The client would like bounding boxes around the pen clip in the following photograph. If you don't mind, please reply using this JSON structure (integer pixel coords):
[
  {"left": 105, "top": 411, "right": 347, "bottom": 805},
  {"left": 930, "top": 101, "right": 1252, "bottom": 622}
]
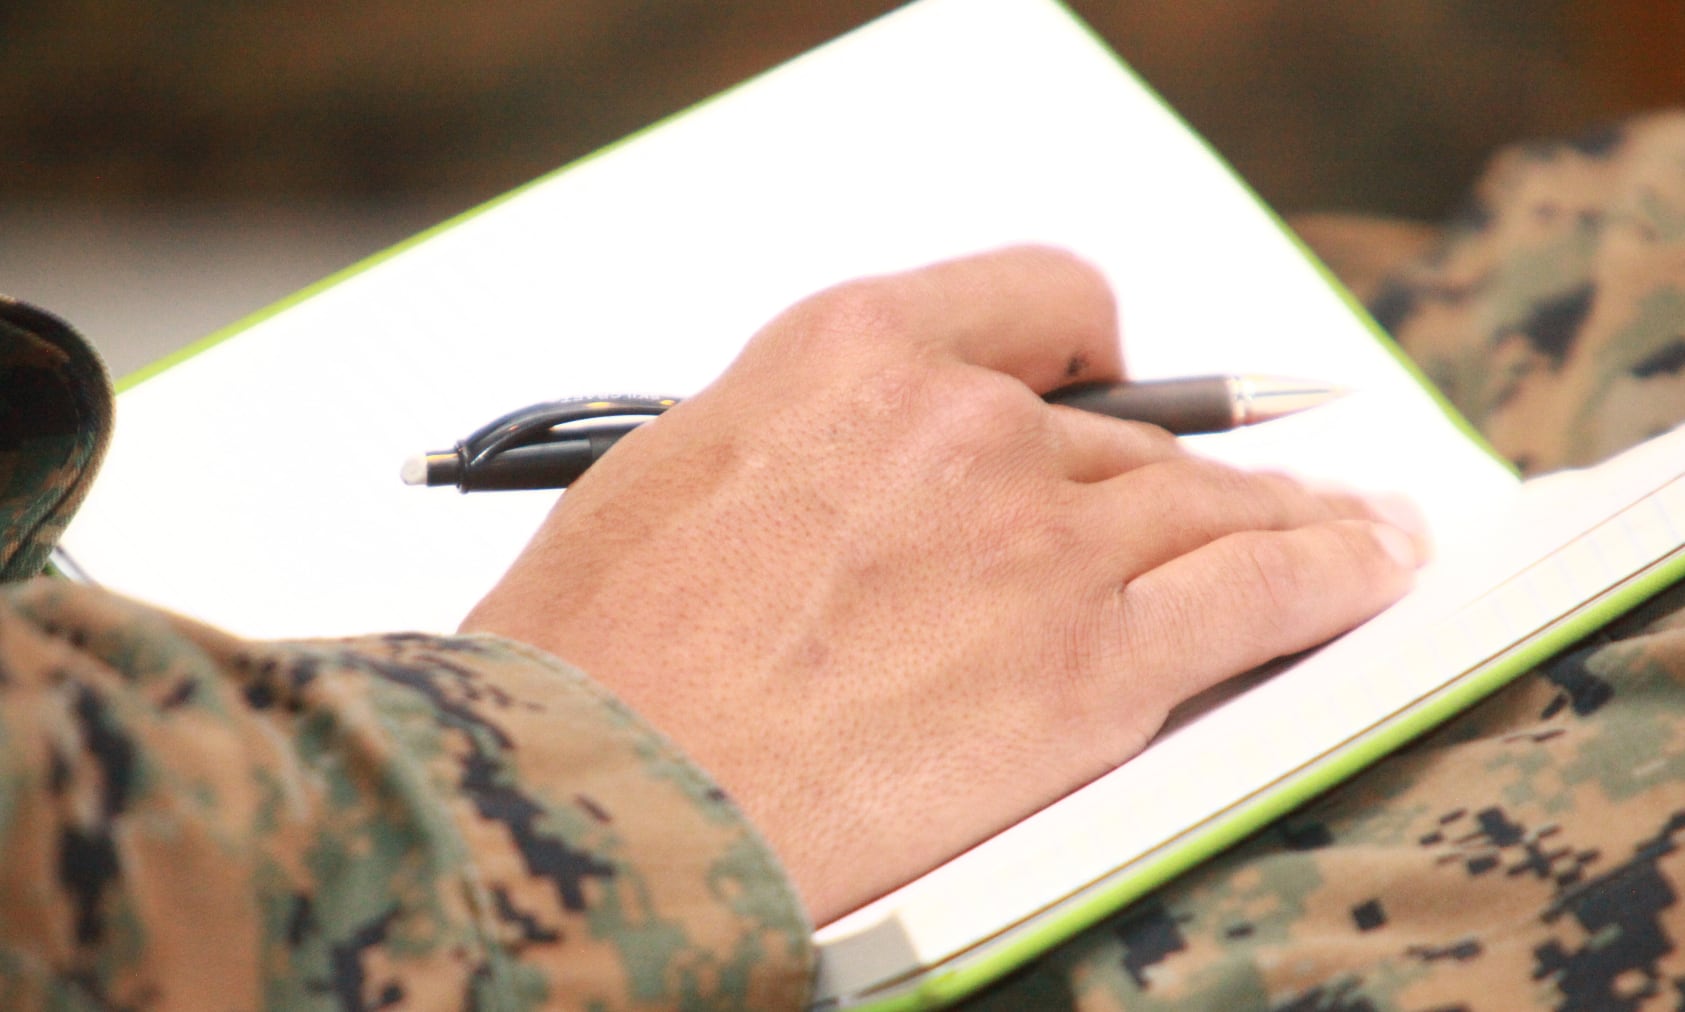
[{"left": 461, "top": 394, "right": 678, "bottom": 467}]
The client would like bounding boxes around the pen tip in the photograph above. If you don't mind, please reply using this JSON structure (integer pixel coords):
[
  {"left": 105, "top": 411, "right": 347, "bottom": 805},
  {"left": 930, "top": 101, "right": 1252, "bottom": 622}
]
[{"left": 1235, "top": 375, "right": 1351, "bottom": 425}]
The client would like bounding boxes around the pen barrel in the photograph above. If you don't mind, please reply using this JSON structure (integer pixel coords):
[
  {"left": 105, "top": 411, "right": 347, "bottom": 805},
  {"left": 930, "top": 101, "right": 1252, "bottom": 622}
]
[{"left": 1046, "top": 377, "right": 1236, "bottom": 434}]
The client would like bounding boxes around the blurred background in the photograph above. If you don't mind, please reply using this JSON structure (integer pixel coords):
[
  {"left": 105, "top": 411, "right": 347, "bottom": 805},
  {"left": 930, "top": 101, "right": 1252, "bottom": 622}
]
[{"left": 3, "top": 0, "right": 1683, "bottom": 376}]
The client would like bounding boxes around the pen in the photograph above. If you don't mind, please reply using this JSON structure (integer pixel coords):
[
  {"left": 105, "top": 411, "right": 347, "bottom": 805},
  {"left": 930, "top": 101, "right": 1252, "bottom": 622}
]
[{"left": 401, "top": 375, "right": 1343, "bottom": 493}]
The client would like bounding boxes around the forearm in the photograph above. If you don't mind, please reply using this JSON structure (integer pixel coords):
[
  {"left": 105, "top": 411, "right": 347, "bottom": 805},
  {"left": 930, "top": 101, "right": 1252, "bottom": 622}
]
[{"left": 0, "top": 578, "right": 811, "bottom": 1010}]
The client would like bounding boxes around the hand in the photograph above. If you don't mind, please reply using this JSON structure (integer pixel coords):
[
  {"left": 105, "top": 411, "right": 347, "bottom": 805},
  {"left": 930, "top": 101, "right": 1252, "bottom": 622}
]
[{"left": 462, "top": 246, "right": 1424, "bottom": 923}]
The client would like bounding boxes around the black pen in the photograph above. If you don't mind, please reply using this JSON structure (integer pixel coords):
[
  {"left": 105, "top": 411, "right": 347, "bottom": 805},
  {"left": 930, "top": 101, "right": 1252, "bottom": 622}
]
[{"left": 401, "top": 375, "right": 1344, "bottom": 493}]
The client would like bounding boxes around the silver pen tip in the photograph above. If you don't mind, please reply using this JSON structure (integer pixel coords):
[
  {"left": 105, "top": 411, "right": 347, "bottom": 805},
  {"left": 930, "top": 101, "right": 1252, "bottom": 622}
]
[{"left": 1234, "top": 376, "right": 1351, "bottom": 425}]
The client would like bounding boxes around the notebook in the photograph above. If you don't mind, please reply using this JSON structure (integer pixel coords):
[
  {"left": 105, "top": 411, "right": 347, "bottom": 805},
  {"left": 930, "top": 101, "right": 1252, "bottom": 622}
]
[{"left": 54, "top": 0, "right": 1685, "bottom": 1007}]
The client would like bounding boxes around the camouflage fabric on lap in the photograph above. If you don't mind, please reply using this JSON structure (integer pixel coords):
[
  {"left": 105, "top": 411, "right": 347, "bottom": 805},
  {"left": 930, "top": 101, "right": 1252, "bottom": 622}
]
[{"left": 967, "top": 113, "right": 1685, "bottom": 1010}]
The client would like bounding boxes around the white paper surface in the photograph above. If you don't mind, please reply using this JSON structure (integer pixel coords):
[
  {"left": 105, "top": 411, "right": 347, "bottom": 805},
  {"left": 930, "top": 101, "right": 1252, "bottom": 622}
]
[{"left": 62, "top": 0, "right": 1504, "bottom": 639}]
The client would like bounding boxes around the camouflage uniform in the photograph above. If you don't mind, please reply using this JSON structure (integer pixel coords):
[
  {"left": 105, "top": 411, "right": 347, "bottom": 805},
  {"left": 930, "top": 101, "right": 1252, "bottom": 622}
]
[{"left": 3, "top": 113, "right": 1685, "bottom": 1011}]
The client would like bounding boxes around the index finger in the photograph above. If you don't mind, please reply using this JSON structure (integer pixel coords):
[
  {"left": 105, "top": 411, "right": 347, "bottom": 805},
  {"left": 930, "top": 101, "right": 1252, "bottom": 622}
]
[{"left": 889, "top": 245, "right": 1125, "bottom": 392}]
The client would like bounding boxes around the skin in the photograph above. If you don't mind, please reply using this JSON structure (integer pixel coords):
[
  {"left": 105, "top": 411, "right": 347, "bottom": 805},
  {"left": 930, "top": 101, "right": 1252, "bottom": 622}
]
[{"left": 463, "top": 245, "right": 1425, "bottom": 924}]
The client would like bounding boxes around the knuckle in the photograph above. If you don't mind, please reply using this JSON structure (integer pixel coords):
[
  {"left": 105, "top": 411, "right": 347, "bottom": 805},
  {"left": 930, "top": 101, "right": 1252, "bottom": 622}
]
[
  {"left": 908, "top": 368, "right": 1046, "bottom": 460},
  {"left": 849, "top": 358, "right": 928, "bottom": 418},
  {"left": 1167, "top": 462, "right": 1315, "bottom": 537},
  {"left": 1093, "top": 579, "right": 1176, "bottom": 690},
  {"left": 1233, "top": 533, "right": 1304, "bottom": 615},
  {"left": 1199, "top": 464, "right": 1298, "bottom": 523},
  {"left": 1076, "top": 578, "right": 1202, "bottom": 737},
  {"left": 788, "top": 278, "right": 914, "bottom": 355},
  {"left": 1125, "top": 459, "right": 1241, "bottom": 538},
  {"left": 1078, "top": 412, "right": 1184, "bottom": 466},
  {"left": 1229, "top": 522, "right": 1389, "bottom": 617},
  {"left": 1131, "top": 419, "right": 1186, "bottom": 458},
  {"left": 1053, "top": 585, "right": 1123, "bottom": 705},
  {"left": 1008, "top": 245, "right": 1116, "bottom": 314},
  {"left": 953, "top": 369, "right": 1044, "bottom": 429}
]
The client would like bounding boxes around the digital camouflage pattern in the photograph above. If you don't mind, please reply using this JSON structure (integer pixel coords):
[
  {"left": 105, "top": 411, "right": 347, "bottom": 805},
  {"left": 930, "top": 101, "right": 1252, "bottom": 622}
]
[
  {"left": 968, "top": 112, "right": 1685, "bottom": 1010},
  {"left": 1375, "top": 110, "right": 1685, "bottom": 475},
  {"left": 0, "top": 309, "right": 809, "bottom": 1006},
  {"left": 3, "top": 112, "right": 1685, "bottom": 1011}
]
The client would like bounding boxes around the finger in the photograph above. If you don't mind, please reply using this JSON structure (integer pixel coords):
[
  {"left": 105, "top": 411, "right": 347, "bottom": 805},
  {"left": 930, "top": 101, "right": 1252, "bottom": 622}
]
[
  {"left": 890, "top": 245, "right": 1125, "bottom": 392},
  {"left": 1113, "top": 518, "right": 1422, "bottom": 704},
  {"left": 1085, "top": 458, "right": 1414, "bottom": 575},
  {"left": 1045, "top": 405, "right": 1185, "bottom": 483}
]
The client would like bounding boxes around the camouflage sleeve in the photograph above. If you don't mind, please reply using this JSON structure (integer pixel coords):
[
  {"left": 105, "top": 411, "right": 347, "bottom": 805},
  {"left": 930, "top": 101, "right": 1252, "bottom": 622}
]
[
  {"left": 962, "top": 113, "right": 1685, "bottom": 1009},
  {"left": 0, "top": 579, "right": 813, "bottom": 1009}
]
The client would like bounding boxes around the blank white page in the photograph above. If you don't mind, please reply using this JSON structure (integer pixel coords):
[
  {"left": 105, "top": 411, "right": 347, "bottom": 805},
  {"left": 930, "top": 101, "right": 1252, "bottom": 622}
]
[{"left": 62, "top": 0, "right": 1506, "bottom": 643}]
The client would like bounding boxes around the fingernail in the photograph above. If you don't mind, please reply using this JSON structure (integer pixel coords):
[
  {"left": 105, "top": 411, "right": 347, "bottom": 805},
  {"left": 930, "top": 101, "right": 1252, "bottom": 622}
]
[
  {"left": 1364, "top": 492, "right": 1428, "bottom": 540},
  {"left": 1373, "top": 521, "right": 1427, "bottom": 569}
]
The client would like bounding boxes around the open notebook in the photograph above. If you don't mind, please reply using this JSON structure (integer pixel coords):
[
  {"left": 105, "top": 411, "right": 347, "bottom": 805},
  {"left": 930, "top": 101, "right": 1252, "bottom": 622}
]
[{"left": 55, "top": 0, "right": 1685, "bottom": 1008}]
